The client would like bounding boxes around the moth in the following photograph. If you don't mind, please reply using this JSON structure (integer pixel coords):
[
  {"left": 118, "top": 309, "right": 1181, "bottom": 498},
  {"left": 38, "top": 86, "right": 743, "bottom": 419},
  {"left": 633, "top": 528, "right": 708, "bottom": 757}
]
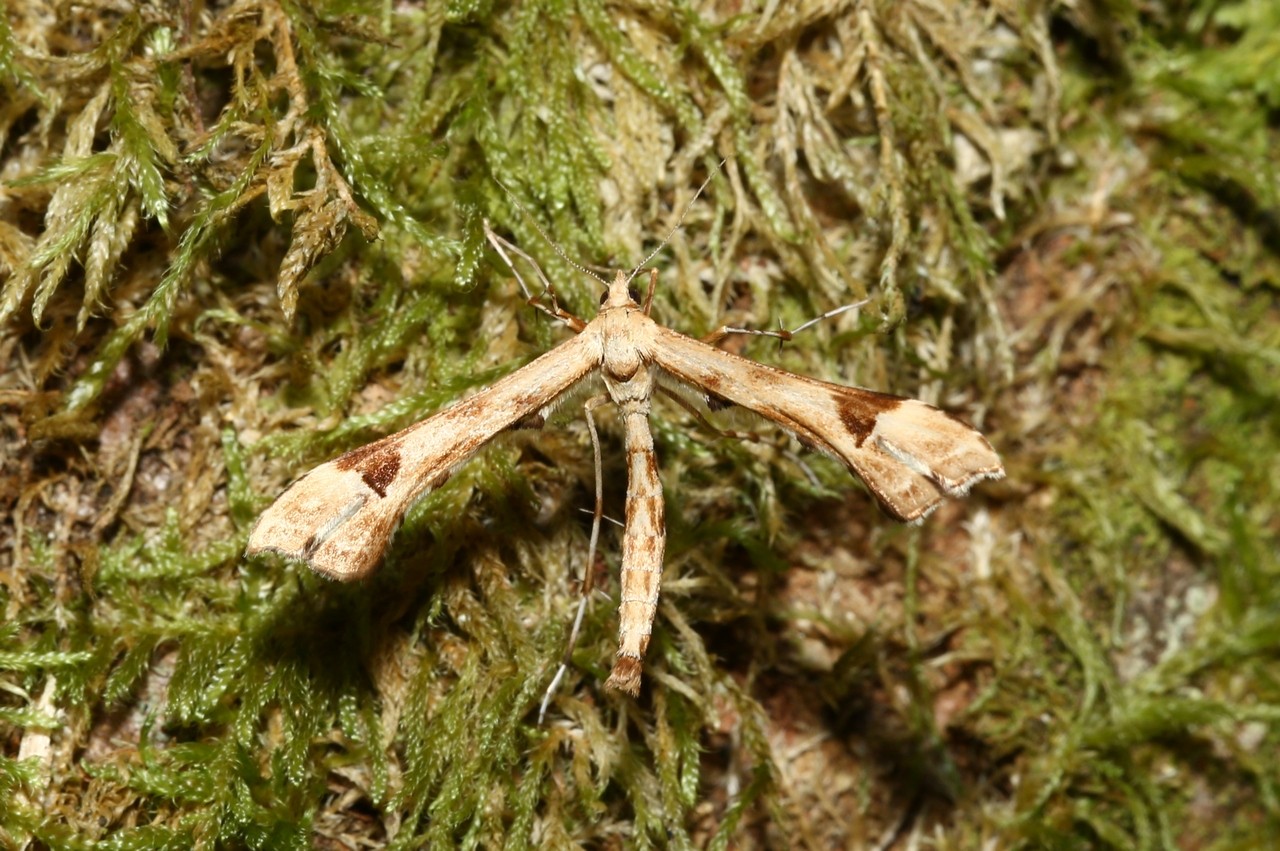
[{"left": 247, "top": 216, "right": 1004, "bottom": 699}]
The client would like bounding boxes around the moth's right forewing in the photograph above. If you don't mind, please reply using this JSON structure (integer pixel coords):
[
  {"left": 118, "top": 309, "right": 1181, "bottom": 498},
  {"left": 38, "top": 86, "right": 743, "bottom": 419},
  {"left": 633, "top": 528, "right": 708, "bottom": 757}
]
[
  {"left": 650, "top": 326, "right": 1003, "bottom": 521},
  {"left": 827, "top": 390, "right": 1004, "bottom": 520},
  {"left": 247, "top": 328, "right": 604, "bottom": 580}
]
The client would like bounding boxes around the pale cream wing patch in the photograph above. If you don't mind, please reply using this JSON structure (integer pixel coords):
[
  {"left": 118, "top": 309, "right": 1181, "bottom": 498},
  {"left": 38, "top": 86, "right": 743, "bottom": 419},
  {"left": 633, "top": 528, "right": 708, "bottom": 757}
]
[
  {"left": 649, "top": 325, "right": 1004, "bottom": 522},
  {"left": 247, "top": 329, "right": 603, "bottom": 580}
]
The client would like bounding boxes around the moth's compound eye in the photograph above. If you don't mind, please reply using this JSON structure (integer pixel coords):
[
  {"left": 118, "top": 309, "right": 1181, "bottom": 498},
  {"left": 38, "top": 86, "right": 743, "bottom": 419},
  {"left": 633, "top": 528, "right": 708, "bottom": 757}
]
[
  {"left": 628, "top": 287, "right": 641, "bottom": 303},
  {"left": 599, "top": 290, "right": 610, "bottom": 305}
]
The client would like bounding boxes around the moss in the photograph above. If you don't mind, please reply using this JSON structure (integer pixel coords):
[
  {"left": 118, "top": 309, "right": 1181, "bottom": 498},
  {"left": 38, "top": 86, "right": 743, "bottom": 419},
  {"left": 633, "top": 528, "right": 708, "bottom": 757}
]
[{"left": 2, "top": 0, "right": 1277, "bottom": 847}]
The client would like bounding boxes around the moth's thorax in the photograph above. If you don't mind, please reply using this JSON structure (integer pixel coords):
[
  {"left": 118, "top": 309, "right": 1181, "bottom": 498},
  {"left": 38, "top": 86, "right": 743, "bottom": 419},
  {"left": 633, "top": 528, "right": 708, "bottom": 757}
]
[
  {"left": 591, "top": 268, "right": 645, "bottom": 389},
  {"left": 596, "top": 291, "right": 656, "bottom": 406}
]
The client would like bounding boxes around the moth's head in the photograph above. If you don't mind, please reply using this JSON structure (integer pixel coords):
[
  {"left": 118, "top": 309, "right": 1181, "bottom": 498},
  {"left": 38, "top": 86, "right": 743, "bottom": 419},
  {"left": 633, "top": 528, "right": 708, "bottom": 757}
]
[{"left": 600, "top": 271, "right": 642, "bottom": 310}]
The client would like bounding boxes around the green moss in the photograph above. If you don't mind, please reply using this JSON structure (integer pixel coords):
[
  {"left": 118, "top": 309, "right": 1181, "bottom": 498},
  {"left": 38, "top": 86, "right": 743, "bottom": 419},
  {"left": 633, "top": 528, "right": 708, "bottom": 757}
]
[{"left": 2, "top": 0, "right": 1278, "bottom": 846}]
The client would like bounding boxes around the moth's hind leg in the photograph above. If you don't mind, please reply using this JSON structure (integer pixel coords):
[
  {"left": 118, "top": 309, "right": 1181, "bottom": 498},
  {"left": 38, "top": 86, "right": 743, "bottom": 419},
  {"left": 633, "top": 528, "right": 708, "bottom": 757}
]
[
  {"left": 538, "top": 394, "right": 610, "bottom": 722},
  {"left": 659, "top": 385, "right": 762, "bottom": 443},
  {"left": 657, "top": 387, "right": 824, "bottom": 489}
]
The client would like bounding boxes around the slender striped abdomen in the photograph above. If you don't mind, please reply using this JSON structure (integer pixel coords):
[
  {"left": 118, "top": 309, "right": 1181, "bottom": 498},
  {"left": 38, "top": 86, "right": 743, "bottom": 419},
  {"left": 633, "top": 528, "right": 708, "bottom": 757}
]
[{"left": 605, "top": 410, "right": 666, "bottom": 696}]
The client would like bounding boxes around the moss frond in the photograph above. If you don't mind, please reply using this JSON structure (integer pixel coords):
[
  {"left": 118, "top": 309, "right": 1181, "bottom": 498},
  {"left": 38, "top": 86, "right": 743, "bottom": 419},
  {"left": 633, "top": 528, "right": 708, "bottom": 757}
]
[{"left": 3, "top": 0, "right": 1278, "bottom": 847}]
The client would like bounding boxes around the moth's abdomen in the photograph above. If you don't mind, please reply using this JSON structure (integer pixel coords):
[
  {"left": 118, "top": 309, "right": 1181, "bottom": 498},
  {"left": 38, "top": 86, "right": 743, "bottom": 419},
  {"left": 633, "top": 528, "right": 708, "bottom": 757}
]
[{"left": 606, "top": 410, "right": 666, "bottom": 696}]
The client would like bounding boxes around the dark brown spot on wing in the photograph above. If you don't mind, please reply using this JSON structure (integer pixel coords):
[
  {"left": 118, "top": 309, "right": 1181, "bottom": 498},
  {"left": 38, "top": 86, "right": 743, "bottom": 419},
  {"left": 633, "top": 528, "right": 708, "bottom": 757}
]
[
  {"left": 335, "top": 438, "right": 395, "bottom": 470},
  {"left": 512, "top": 391, "right": 546, "bottom": 411},
  {"left": 835, "top": 389, "right": 903, "bottom": 447},
  {"left": 512, "top": 413, "right": 546, "bottom": 430},
  {"left": 360, "top": 452, "right": 400, "bottom": 498},
  {"left": 705, "top": 391, "right": 734, "bottom": 412},
  {"left": 335, "top": 440, "right": 403, "bottom": 498},
  {"left": 795, "top": 433, "right": 819, "bottom": 453},
  {"left": 699, "top": 372, "right": 723, "bottom": 391}
]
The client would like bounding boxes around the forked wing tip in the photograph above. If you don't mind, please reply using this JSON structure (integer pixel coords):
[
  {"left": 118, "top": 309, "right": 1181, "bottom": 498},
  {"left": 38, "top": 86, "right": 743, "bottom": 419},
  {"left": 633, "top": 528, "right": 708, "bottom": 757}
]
[
  {"left": 879, "top": 464, "right": 1004, "bottom": 524},
  {"left": 938, "top": 464, "right": 1006, "bottom": 497}
]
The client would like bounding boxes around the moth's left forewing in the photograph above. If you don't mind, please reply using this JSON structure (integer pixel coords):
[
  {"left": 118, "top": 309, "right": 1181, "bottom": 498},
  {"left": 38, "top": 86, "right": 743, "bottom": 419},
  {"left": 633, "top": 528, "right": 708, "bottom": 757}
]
[
  {"left": 650, "top": 325, "right": 1003, "bottom": 521},
  {"left": 246, "top": 454, "right": 410, "bottom": 579},
  {"left": 247, "top": 328, "right": 605, "bottom": 580}
]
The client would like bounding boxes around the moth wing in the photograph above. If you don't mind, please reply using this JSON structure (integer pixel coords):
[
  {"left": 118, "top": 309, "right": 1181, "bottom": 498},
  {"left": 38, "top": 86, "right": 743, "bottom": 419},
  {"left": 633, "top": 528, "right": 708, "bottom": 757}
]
[
  {"left": 650, "top": 325, "right": 1003, "bottom": 521},
  {"left": 247, "top": 329, "right": 603, "bottom": 579}
]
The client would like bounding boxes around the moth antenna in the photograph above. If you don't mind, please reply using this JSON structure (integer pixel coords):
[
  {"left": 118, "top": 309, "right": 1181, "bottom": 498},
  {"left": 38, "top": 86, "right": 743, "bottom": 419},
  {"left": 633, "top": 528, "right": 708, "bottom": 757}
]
[
  {"left": 625, "top": 159, "right": 725, "bottom": 286},
  {"left": 495, "top": 177, "right": 609, "bottom": 287}
]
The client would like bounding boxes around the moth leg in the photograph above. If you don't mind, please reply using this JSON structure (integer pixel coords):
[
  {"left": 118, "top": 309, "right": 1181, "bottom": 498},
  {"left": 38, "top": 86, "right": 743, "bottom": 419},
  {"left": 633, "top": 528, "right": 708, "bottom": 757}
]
[
  {"left": 658, "top": 386, "right": 763, "bottom": 445},
  {"left": 483, "top": 219, "right": 587, "bottom": 333},
  {"left": 539, "top": 394, "right": 610, "bottom": 722},
  {"left": 658, "top": 387, "right": 823, "bottom": 487},
  {"left": 700, "top": 299, "right": 870, "bottom": 348}
]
